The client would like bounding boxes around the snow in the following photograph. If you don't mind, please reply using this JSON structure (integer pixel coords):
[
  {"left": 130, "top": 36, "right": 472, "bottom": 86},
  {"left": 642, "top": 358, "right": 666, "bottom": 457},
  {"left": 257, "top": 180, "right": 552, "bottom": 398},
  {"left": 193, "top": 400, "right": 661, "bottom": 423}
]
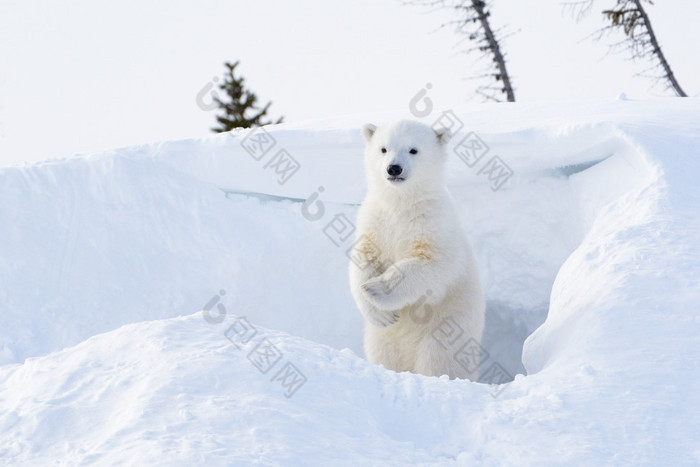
[{"left": 1, "top": 98, "right": 699, "bottom": 465}]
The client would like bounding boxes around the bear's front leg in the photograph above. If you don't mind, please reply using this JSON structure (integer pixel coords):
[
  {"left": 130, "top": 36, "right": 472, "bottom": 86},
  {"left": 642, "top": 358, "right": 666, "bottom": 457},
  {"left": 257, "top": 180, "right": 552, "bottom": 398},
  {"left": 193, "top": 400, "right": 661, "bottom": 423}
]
[
  {"left": 349, "top": 238, "right": 401, "bottom": 327},
  {"left": 353, "top": 277, "right": 401, "bottom": 327},
  {"left": 362, "top": 257, "right": 451, "bottom": 311},
  {"left": 356, "top": 293, "right": 400, "bottom": 327}
]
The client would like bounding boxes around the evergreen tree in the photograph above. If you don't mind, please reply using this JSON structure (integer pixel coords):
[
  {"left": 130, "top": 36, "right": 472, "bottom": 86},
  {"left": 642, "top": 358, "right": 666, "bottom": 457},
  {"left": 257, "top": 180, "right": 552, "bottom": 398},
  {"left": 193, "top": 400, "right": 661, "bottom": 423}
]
[
  {"left": 570, "top": 0, "right": 687, "bottom": 97},
  {"left": 406, "top": 0, "right": 516, "bottom": 102},
  {"left": 211, "top": 61, "right": 283, "bottom": 132},
  {"left": 460, "top": 0, "right": 515, "bottom": 102}
]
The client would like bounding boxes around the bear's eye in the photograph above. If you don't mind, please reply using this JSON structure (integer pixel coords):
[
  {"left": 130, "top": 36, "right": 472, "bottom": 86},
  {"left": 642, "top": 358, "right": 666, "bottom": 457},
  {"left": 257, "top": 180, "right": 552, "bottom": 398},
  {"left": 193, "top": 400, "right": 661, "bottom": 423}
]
[
  {"left": 409, "top": 148, "right": 418, "bottom": 155},
  {"left": 381, "top": 147, "right": 387, "bottom": 154}
]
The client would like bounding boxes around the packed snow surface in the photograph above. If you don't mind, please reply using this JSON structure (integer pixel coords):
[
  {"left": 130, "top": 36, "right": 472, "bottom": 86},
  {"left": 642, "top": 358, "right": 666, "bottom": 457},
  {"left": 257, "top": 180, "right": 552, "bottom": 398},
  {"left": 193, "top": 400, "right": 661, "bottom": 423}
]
[{"left": 1, "top": 99, "right": 699, "bottom": 465}]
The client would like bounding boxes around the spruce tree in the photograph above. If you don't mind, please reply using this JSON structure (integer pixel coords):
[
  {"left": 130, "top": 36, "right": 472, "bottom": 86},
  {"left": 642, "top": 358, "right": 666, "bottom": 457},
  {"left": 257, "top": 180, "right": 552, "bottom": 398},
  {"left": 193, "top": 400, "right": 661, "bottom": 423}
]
[
  {"left": 405, "top": 0, "right": 516, "bottom": 102},
  {"left": 602, "top": 0, "right": 687, "bottom": 96},
  {"left": 570, "top": 0, "right": 687, "bottom": 97},
  {"left": 211, "top": 61, "right": 283, "bottom": 132}
]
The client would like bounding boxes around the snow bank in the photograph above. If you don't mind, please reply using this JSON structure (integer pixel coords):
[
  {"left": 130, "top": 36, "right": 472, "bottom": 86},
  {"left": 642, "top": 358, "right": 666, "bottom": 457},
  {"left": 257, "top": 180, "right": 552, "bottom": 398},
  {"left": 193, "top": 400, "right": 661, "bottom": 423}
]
[{"left": 1, "top": 98, "right": 699, "bottom": 464}]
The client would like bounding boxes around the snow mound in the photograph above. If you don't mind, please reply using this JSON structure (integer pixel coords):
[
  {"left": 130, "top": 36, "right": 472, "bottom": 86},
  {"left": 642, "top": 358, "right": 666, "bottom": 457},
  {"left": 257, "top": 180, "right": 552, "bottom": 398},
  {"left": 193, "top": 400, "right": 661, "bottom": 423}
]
[{"left": 1, "top": 98, "right": 699, "bottom": 464}]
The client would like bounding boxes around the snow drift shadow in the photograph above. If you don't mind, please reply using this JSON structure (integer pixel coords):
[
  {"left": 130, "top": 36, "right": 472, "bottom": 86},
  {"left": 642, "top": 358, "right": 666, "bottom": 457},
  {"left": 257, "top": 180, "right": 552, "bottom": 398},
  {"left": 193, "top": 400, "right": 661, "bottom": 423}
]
[
  {"left": 480, "top": 300, "right": 548, "bottom": 382},
  {"left": 456, "top": 125, "right": 647, "bottom": 383}
]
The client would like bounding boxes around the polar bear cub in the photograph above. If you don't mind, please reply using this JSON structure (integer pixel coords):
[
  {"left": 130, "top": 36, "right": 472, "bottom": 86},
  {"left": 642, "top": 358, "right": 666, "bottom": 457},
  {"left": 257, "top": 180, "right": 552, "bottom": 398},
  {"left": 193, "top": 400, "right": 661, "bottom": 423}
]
[{"left": 348, "top": 120, "right": 485, "bottom": 380}]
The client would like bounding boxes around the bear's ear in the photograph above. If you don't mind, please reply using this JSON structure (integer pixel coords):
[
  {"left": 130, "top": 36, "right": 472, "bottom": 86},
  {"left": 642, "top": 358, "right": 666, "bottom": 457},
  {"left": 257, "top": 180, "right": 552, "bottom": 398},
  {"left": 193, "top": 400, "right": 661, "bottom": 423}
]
[
  {"left": 434, "top": 127, "right": 451, "bottom": 145},
  {"left": 361, "top": 124, "right": 376, "bottom": 143}
]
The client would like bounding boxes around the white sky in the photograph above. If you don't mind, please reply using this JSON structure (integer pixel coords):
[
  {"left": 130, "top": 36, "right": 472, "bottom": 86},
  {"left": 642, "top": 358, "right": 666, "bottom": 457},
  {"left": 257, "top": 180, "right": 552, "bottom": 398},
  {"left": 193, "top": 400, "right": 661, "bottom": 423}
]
[{"left": 1, "top": 0, "right": 698, "bottom": 167}]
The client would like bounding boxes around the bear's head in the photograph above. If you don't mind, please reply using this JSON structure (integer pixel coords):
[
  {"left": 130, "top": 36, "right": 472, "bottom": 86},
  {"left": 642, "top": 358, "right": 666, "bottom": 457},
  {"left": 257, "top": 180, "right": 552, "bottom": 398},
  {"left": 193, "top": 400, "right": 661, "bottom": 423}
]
[{"left": 361, "top": 120, "right": 449, "bottom": 195}]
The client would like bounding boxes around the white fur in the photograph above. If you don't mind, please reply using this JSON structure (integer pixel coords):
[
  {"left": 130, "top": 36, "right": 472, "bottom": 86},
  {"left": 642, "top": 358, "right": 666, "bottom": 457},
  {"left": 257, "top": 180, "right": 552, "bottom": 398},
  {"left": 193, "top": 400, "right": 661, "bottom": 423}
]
[{"left": 349, "top": 120, "right": 485, "bottom": 380}]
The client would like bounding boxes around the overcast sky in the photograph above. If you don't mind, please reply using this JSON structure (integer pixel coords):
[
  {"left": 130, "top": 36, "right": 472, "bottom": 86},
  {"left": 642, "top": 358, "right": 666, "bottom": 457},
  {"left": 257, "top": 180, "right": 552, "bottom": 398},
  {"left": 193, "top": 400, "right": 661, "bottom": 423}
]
[{"left": 1, "top": 0, "right": 698, "bottom": 167}]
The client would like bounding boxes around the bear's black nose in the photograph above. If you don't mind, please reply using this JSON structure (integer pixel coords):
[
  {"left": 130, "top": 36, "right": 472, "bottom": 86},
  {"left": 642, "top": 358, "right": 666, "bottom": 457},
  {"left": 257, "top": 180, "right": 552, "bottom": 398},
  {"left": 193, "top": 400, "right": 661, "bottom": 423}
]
[{"left": 387, "top": 165, "right": 403, "bottom": 176}]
